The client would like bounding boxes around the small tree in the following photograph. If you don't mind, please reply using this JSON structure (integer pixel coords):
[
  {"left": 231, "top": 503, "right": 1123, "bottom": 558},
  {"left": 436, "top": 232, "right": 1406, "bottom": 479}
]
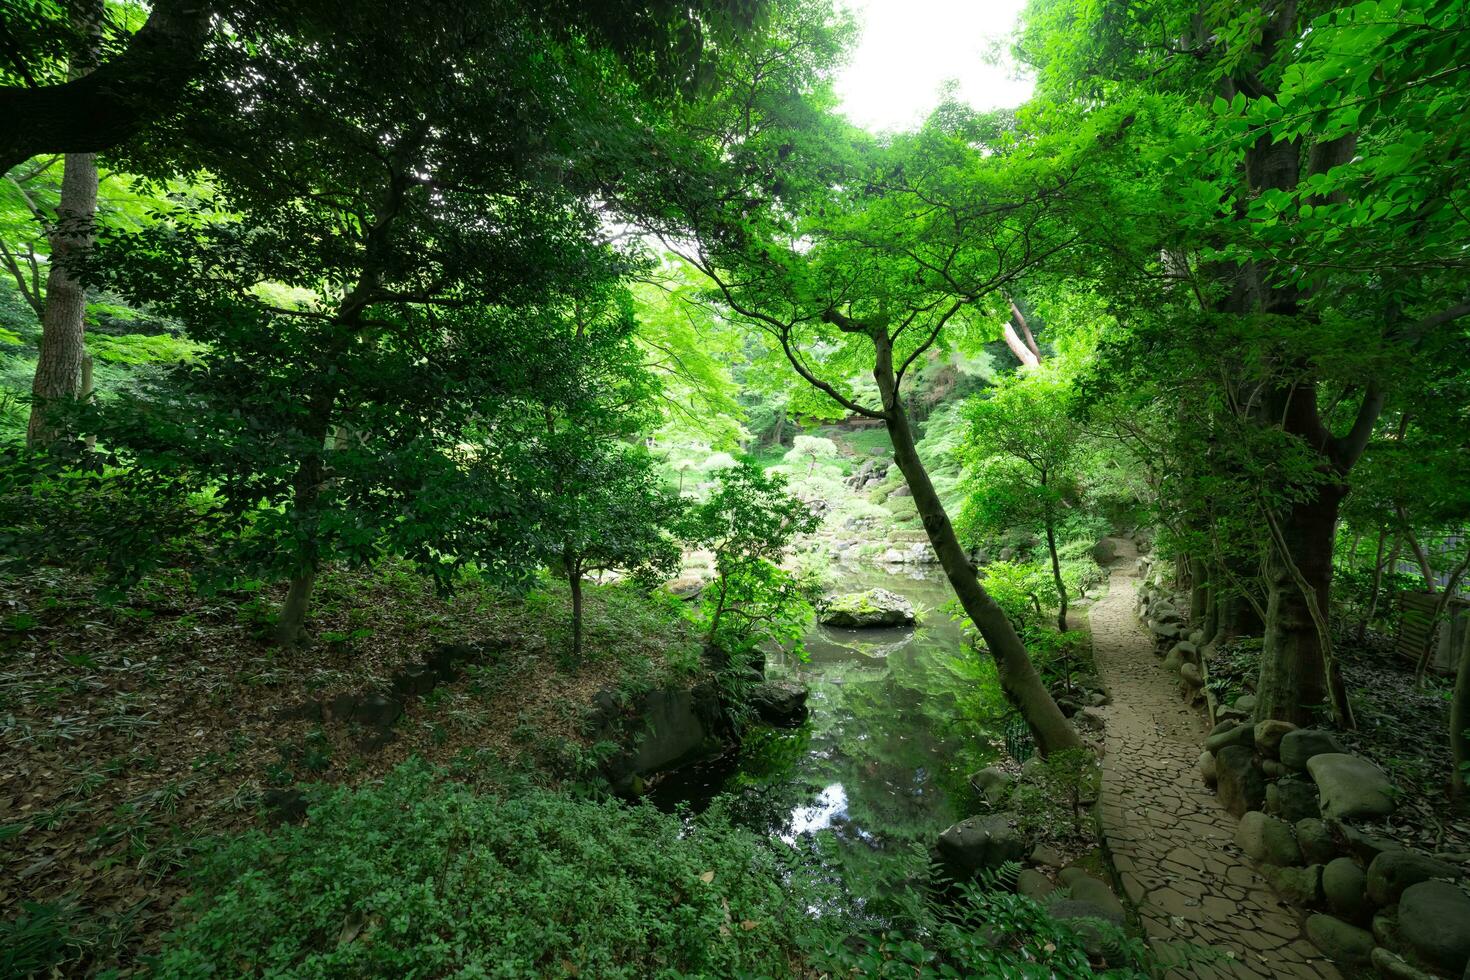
[
  {"left": 517, "top": 288, "right": 684, "bottom": 661},
  {"left": 959, "top": 371, "right": 1086, "bottom": 633},
  {"left": 784, "top": 435, "right": 837, "bottom": 476},
  {"left": 527, "top": 436, "right": 683, "bottom": 660},
  {"left": 683, "top": 462, "right": 820, "bottom": 662}
]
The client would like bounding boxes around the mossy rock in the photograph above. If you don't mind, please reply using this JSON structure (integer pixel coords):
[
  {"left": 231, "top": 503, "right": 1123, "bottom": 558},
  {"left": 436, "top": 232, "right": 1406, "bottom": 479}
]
[{"left": 817, "top": 588, "right": 915, "bottom": 628}]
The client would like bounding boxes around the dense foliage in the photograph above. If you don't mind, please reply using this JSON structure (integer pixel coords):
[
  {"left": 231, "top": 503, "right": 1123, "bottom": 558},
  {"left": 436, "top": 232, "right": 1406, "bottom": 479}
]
[{"left": 3, "top": 0, "right": 1468, "bottom": 974}]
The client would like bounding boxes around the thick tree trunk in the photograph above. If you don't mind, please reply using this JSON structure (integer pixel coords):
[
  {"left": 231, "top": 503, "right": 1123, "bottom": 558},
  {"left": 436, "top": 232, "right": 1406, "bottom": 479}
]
[
  {"left": 1256, "top": 486, "right": 1350, "bottom": 725},
  {"left": 874, "top": 337, "right": 1080, "bottom": 755},
  {"left": 0, "top": 0, "right": 211, "bottom": 174},
  {"left": 1045, "top": 512, "right": 1068, "bottom": 633},
  {"left": 26, "top": 150, "right": 97, "bottom": 449},
  {"left": 1189, "top": 556, "right": 1210, "bottom": 624}
]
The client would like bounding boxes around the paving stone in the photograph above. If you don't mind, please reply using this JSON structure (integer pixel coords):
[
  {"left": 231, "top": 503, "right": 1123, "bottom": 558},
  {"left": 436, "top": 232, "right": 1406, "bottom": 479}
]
[{"left": 1088, "top": 546, "right": 1337, "bottom": 979}]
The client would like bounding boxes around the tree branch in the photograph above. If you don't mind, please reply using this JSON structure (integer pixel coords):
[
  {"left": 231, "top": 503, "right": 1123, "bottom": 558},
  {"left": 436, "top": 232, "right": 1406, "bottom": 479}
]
[{"left": 0, "top": 0, "right": 212, "bottom": 174}]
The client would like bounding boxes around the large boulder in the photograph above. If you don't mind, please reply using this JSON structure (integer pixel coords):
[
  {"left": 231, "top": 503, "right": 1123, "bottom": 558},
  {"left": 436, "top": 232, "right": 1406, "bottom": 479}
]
[
  {"left": 623, "top": 686, "right": 727, "bottom": 778},
  {"left": 1322, "top": 857, "right": 1369, "bottom": 922},
  {"left": 1307, "top": 753, "right": 1396, "bottom": 821},
  {"left": 748, "top": 680, "right": 809, "bottom": 726},
  {"left": 1205, "top": 721, "right": 1255, "bottom": 754},
  {"left": 1254, "top": 720, "right": 1297, "bottom": 759},
  {"left": 969, "top": 766, "right": 1015, "bottom": 807},
  {"left": 1180, "top": 662, "right": 1204, "bottom": 688},
  {"left": 1266, "top": 778, "right": 1321, "bottom": 823},
  {"left": 1268, "top": 863, "right": 1324, "bottom": 906},
  {"left": 1280, "top": 729, "right": 1346, "bottom": 770},
  {"left": 937, "top": 813, "right": 1025, "bottom": 881},
  {"left": 1398, "top": 880, "right": 1470, "bottom": 975},
  {"left": 1016, "top": 868, "right": 1055, "bottom": 901},
  {"left": 1236, "top": 810, "right": 1302, "bottom": 867},
  {"left": 1092, "top": 539, "right": 1118, "bottom": 565},
  {"left": 818, "top": 588, "right": 915, "bottom": 628},
  {"left": 1215, "top": 745, "right": 1266, "bottom": 817},
  {"left": 1199, "top": 750, "right": 1218, "bottom": 788},
  {"left": 1047, "top": 898, "right": 1126, "bottom": 959},
  {"left": 1370, "top": 947, "right": 1438, "bottom": 980},
  {"left": 1366, "top": 850, "right": 1461, "bottom": 907},
  {"left": 1059, "top": 867, "right": 1126, "bottom": 919},
  {"left": 1305, "top": 913, "right": 1375, "bottom": 967},
  {"left": 1297, "top": 818, "right": 1339, "bottom": 865}
]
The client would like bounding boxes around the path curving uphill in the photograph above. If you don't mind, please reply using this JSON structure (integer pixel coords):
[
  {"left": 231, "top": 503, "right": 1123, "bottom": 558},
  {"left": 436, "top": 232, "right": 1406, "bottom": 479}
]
[{"left": 1087, "top": 537, "right": 1341, "bottom": 979}]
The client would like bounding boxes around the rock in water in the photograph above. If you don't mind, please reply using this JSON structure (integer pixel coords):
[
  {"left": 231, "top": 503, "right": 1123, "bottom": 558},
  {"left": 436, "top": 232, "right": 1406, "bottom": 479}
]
[
  {"left": 748, "top": 680, "right": 809, "bottom": 726},
  {"left": 1306, "top": 753, "right": 1395, "bottom": 821},
  {"left": 937, "top": 813, "right": 1024, "bottom": 881},
  {"left": 817, "top": 588, "right": 915, "bottom": 628}
]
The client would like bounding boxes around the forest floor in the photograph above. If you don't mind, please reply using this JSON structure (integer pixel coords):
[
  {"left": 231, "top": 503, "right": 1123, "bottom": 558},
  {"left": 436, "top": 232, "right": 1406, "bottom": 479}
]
[
  {"left": 1089, "top": 538, "right": 1344, "bottom": 980},
  {"left": 0, "top": 565, "right": 701, "bottom": 974}
]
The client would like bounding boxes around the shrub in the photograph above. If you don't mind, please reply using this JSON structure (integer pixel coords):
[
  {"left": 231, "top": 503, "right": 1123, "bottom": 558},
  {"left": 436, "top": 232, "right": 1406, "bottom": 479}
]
[
  {"left": 157, "top": 761, "right": 821, "bottom": 978},
  {"left": 812, "top": 872, "right": 1149, "bottom": 979}
]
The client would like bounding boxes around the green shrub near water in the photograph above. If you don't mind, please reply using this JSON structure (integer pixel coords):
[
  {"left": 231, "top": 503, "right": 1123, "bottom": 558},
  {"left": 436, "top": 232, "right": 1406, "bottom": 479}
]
[
  {"left": 156, "top": 761, "right": 821, "bottom": 978},
  {"left": 156, "top": 759, "right": 1152, "bottom": 979}
]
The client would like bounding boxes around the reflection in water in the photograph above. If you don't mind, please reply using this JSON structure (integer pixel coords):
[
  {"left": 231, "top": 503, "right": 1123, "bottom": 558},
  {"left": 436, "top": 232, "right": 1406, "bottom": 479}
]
[
  {"left": 655, "top": 562, "right": 1010, "bottom": 873},
  {"left": 786, "top": 782, "right": 849, "bottom": 841}
]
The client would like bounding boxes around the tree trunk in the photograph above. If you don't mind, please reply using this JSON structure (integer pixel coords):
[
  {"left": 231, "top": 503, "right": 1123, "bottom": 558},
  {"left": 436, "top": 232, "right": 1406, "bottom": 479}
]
[
  {"left": 874, "top": 335, "right": 1080, "bottom": 755},
  {"left": 568, "top": 563, "right": 584, "bottom": 660},
  {"left": 1256, "top": 485, "right": 1350, "bottom": 725},
  {"left": 1189, "top": 555, "right": 1210, "bottom": 625},
  {"left": 273, "top": 385, "right": 338, "bottom": 644},
  {"left": 1045, "top": 511, "right": 1068, "bottom": 633},
  {"left": 26, "top": 1, "right": 103, "bottom": 449},
  {"left": 1202, "top": 565, "right": 1221, "bottom": 640},
  {"left": 1360, "top": 528, "right": 1391, "bottom": 640},
  {"left": 1400, "top": 512, "right": 1436, "bottom": 592},
  {"left": 1452, "top": 632, "right": 1470, "bottom": 806},
  {"left": 26, "top": 150, "right": 97, "bottom": 449}
]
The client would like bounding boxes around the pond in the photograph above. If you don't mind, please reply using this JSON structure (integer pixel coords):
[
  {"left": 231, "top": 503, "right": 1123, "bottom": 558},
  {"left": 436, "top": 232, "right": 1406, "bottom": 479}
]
[{"left": 651, "top": 561, "right": 1011, "bottom": 881}]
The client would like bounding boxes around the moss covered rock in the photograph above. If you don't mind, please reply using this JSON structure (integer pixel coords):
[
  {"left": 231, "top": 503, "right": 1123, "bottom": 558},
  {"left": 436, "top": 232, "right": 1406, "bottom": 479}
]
[{"left": 817, "top": 588, "right": 915, "bottom": 628}]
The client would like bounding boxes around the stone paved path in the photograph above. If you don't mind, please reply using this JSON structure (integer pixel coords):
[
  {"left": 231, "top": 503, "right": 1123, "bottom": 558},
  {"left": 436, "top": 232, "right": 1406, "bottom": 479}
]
[{"left": 1088, "top": 538, "right": 1341, "bottom": 979}]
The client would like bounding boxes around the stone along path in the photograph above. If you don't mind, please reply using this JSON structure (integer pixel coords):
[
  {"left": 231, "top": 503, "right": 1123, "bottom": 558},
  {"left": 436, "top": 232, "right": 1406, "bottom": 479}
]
[{"left": 1087, "top": 539, "right": 1341, "bottom": 979}]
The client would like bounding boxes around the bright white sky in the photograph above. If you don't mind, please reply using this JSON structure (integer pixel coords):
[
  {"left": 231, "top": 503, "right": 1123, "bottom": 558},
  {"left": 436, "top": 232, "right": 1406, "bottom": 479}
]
[{"left": 833, "top": 0, "right": 1034, "bottom": 133}]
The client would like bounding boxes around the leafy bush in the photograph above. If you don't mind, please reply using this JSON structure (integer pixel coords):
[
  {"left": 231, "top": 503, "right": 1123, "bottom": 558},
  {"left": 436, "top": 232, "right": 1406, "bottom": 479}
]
[
  {"left": 157, "top": 761, "right": 821, "bottom": 978},
  {"left": 812, "top": 872, "right": 1149, "bottom": 979},
  {"left": 1010, "top": 749, "right": 1102, "bottom": 844}
]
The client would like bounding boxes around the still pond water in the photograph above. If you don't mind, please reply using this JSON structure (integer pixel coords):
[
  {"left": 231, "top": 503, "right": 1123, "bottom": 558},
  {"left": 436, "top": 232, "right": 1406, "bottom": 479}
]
[{"left": 652, "top": 562, "right": 1010, "bottom": 872}]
